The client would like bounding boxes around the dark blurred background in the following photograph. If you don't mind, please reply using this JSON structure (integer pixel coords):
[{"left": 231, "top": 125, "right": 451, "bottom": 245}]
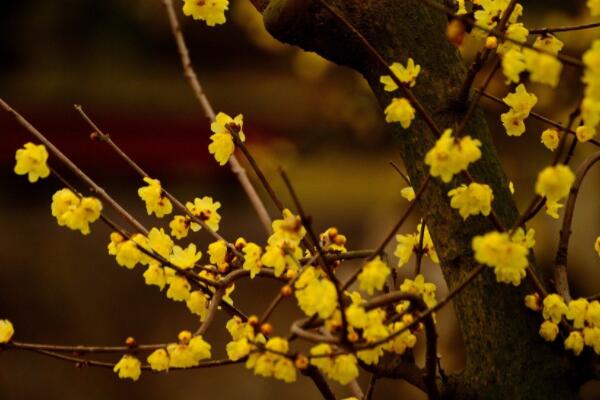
[{"left": 0, "top": 0, "right": 599, "bottom": 398}]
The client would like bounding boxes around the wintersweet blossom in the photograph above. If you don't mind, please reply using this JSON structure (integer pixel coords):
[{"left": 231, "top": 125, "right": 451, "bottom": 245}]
[
  {"left": 186, "top": 196, "right": 222, "bottom": 232},
  {"left": 424, "top": 129, "right": 482, "bottom": 182},
  {"left": 208, "top": 112, "right": 244, "bottom": 165},
  {"left": 541, "top": 129, "right": 559, "bottom": 151},
  {"left": 472, "top": 231, "right": 529, "bottom": 286},
  {"left": 535, "top": 165, "right": 575, "bottom": 204},
  {"left": 113, "top": 355, "right": 142, "bottom": 381},
  {"left": 384, "top": 98, "right": 415, "bottom": 128},
  {"left": 147, "top": 349, "right": 170, "bottom": 372},
  {"left": 138, "top": 177, "right": 172, "bottom": 217},
  {"left": 51, "top": 189, "right": 102, "bottom": 235},
  {"left": 0, "top": 319, "right": 14, "bottom": 343},
  {"left": 542, "top": 294, "right": 568, "bottom": 323},
  {"left": 357, "top": 256, "right": 391, "bottom": 295},
  {"left": 182, "top": 0, "right": 229, "bottom": 26},
  {"left": 14, "top": 142, "right": 50, "bottom": 183},
  {"left": 565, "top": 331, "right": 584, "bottom": 355},
  {"left": 447, "top": 182, "right": 494, "bottom": 219},
  {"left": 539, "top": 321, "right": 559, "bottom": 342},
  {"left": 380, "top": 58, "right": 421, "bottom": 90}
]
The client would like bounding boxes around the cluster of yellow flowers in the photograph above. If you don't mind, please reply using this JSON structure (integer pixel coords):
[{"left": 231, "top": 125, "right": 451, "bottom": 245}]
[
  {"left": 182, "top": 0, "right": 229, "bottom": 26},
  {"left": 472, "top": 0, "right": 523, "bottom": 39},
  {"left": 138, "top": 177, "right": 172, "bottom": 217},
  {"left": 394, "top": 223, "right": 439, "bottom": 268},
  {"left": 425, "top": 129, "right": 482, "bottom": 182},
  {"left": 167, "top": 196, "right": 222, "bottom": 239},
  {"left": 51, "top": 188, "right": 102, "bottom": 235},
  {"left": 527, "top": 294, "right": 600, "bottom": 356},
  {"left": 295, "top": 266, "right": 338, "bottom": 318},
  {"left": 580, "top": 40, "right": 600, "bottom": 143},
  {"left": 448, "top": 182, "right": 494, "bottom": 220},
  {"left": 14, "top": 142, "right": 50, "bottom": 183},
  {"left": 208, "top": 112, "right": 245, "bottom": 165},
  {"left": 472, "top": 229, "right": 534, "bottom": 285},
  {"left": 261, "top": 209, "right": 306, "bottom": 277},
  {"left": 500, "top": 84, "right": 537, "bottom": 137},
  {"left": 14, "top": 142, "right": 103, "bottom": 235},
  {"left": 534, "top": 164, "right": 575, "bottom": 219},
  {"left": 380, "top": 58, "right": 421, "bottom": 128},
  {"left": 310, "top": 344, "right": 359, "bottom": 385}
]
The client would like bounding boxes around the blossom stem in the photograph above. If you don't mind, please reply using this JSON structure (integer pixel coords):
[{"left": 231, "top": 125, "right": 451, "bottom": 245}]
[{"left": 529, "top": 22, "right": 600, "bottom": 34}]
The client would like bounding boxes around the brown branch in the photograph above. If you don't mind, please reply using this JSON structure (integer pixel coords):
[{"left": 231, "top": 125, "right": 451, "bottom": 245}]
[
  {"left": 389, "top": 161, "right": 412, "bottom": 185},
  {"left": 75, "top": 104, "right": 243, "bottom": 258},
  {"left": 0, "top": 97, "right": 148, "bottom": 235},
  {"left": 161, "top": 0, "right": 273, "bottom": 235},
  {"left": 365, "top": 374, "right": 378, "bottom": 400},
  {"left": 554, "top": 151, "right": 600, "bottom": 301}
]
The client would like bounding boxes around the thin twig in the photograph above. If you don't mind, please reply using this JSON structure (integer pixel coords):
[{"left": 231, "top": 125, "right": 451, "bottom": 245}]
[
  {"left": 529, "top": 22, "right": 600, "bottom": 34},
  {"left": 554, "top": 151, "right": 600, "bottom": 301},
  {"left": 161, "top": 0, "right": 273, "bottom": 235},
  {"left": 75, "top": 104, "right": 243, "bottom": 258}
]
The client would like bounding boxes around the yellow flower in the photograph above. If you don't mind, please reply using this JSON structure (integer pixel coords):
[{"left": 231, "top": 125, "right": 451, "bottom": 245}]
[
  {"left": 472, "top": 231, "right": 529, "bottom": 286},
  {"left": 208, "top": 112, "right": 244, "bottom": 165},
  {"left": 533, "top": 34, "right": 564, "bottom": 55},
  {"left": 115, "top": 239, "right": 144, "bottom": 269},
  {"left": 186, "top": 196, "right": 222, "bottom": 232},
  {"left": 329, "top": 354, "right": 359, "bottom": 385},
  {"left": 208, "top": 240, "right": 228, "bottom": 266},
  {"left": 535, "top": 165, "right": 575, "bottom": 204},
  {"left": 186, "top": 291, "right": 209, "bottom": 320},
  {"left": 189, "top": 336, "right": 212, "bottom": 361},
  {"left": 542, "top": 294, "right": 568, "bottom": 323},
  {"left": 166, "top": 276, "right": 191, "bottom": 301},
  {"left": 138, "top": 177, "right": 172, "bottom": 218},
  {"left": 309, "top": 343, "right": 334, "bottom": 373},
  {"left": 524, "top": 293, "right": 541, "bottom": 311},
  {"left": 503, "top": 84, "right": 537, "bottom": 117},
  {"left": 595, "top": 236, "right": 600, "bottom": 257},
  {"left": 384, "top": 98, "right": 415, "bottom": 128},
  {"left": 545, "top": 200, "right": 563, "bottom": 219},
  {"left": 147, "top": 348, "right": 170, "bottom": 371},
  {"left": 497, "top": 23, "right": 529, "bottom": 55},
  {"left": 148, "top": 228, "right": 174, "bottom": 259},
  {"left": 511, "top": 228, "right": 536, "bottom": 249},
  {"left": 295, "top": 267, "right": 338, "bottom": 318},
  {"left": 567, "top": 298, "right": 589, "bottom": 329},
  {"left": 564, "top": 331, "right": 584, "bottom": 355},
  {"left": 586, "top": 301, "right": 600, "bottom": 326},
  {"left": 501, "top": 109, "right": 526, "bottom": 136},
  {"left": 143, "top": 264, "right": 167, "bottom": 290},
  {"left": 0, "top": 319, "right": 15, "bottom": 343},
  {"left": 501, "top": 48, "right": 526, "bottom": 83},
  {"left": 345, "top": 304, "right": 369, "bottom": 329},
  {"left": 448, "top": 183, "right": 494, "bottom": 219},
  {"left": 539, "top": 321, "right": 559, "bottom": 342},
  {"left": 400, "top": 186, "right": 416, "bottom": 201},
  {"left": 380, "top": 58, "right": 421, "bottom": 90},
  {"left": 113, "top": 355, "right": 142, "bottom": 381},
  {"left": 182, "top": 0, "right": 229, "bottom": 26},
  {"left": 319, "top": 228, "right": 347, "bottom": 253},
  {"left": 170, "top": 243, "right": 202, "bottom": 270},
  {"left": 399, "top": 274, "right": 438, "bottom": 308},
  {"left": 357, "top": 256, "right": 390, "bottom": 295},
  {"left": 584, "top": 327, "right": 600, "bottom": 354},
  {"left": 14, "top": 142, "right": 50, "bottom": 183},
  {"left": 425, "top": 129, "right": 481, "bottom": 182},
  {"left": 387, "top": 321, "right": 417, "bottom": 354},
  {"left": 169, "top": 215, "right": 190, "bottom": 239},
  {"left": 576, "top": 125, "right": 597, "bottom": 142},
  {"left": 588, "top": 0, "right": 600, "bottom": 16},
  {"left": 394, "top": 233, "right": 416, "bottom": 267},
  {"left": 261, "top": 242, "right": 302, "bottom": 277},
  {"left": 523, "top": 49, "right": 562, "bottom": 88},
  {"left": 270, "top": 209, "right": 306, "bottom": 245},
  {"left": 226, "top": 338, "right": 251, "bottom": 361},
  {"left": 51, "top": 189, "right": 103, "bottom": 235},
  {"left": 247, "top": 337, "right": 296, "bottom": 383},
  {"left": 541, "top": 129, "right": 560, "bottom": 151},
  {"left": 242, "top": 242, "right": 262, "bottom": 278}
]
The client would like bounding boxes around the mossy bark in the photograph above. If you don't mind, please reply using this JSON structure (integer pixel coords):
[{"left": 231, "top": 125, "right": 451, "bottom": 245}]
[{"left": 251, "top": 0, "right": 587, "bottom": 398}]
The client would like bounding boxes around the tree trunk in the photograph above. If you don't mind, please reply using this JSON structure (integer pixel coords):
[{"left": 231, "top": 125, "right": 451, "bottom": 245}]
[{"left": 252, "top": 0, "right": 586, "bottom": 398}]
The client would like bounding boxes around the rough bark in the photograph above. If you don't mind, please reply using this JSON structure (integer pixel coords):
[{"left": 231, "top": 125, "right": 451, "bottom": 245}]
[{"left": 251, "top": 0, "right": 587, "bottom": 398}]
